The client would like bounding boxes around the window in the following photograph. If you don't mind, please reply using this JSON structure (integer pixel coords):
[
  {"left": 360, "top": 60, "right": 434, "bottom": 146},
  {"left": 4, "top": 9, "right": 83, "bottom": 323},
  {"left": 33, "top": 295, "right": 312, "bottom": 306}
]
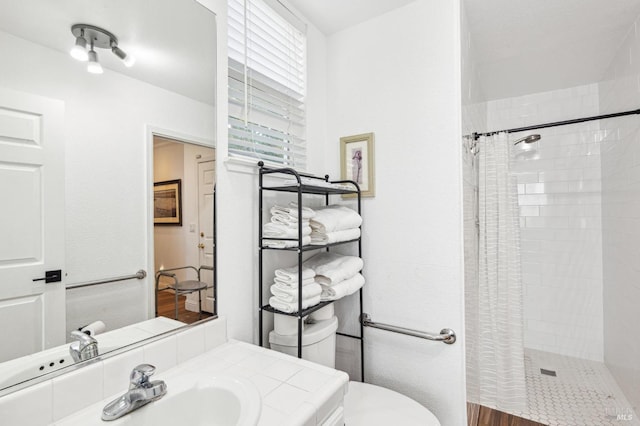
[{"left": 227, "top": 0, "right": 307, "bottom": 169}]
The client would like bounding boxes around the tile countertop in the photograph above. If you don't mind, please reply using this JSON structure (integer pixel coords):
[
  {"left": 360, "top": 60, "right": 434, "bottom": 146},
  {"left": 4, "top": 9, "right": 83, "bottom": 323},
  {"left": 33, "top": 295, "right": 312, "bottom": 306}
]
[{"left": 54, "top": 340, "right": 349, "bottom": 426}]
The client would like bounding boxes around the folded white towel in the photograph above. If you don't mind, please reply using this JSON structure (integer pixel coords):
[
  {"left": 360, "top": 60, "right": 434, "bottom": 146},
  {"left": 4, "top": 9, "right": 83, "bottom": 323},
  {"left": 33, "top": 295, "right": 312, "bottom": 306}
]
[
  {"left": 269, "top": 295, "right": 321, "bottom": 313},
  {"left": 310, "top": 205, "right": 362, "bottom": 233},
  {"left": 270, "top": 282, "right": 322, "bottom": 302},
  {"left": 274, "top": 276, "right": 316, "bottom": 288},
  {"left": 263, "top": 236, "right": 311, "bottom": 248},
  {"left": 320, "top": 273, "right": 365, "bottom": 301},
  {"left": 274, "top": 266, "right": 316, "bottom": 283},
  {"left": 264, "top": 222, "right": 312, "bottom": 238},
  {"left": 270, "top": 216, "right": 310, "bottom": 227},
  {"left": 270, "top": 203, "right": 316, "bottom": 220},
  {"left": 303, "top": 252, "right": 364, "bottom": 285},
  {"left": 310, "top": 228, "right": 361, "bottom": 245}
]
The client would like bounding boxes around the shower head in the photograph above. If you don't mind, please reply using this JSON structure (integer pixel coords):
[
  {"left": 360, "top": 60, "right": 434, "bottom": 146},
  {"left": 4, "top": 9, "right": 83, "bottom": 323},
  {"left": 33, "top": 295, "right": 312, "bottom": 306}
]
[{"left": 513, "top": 134, "right": 541, "bottom": 145}]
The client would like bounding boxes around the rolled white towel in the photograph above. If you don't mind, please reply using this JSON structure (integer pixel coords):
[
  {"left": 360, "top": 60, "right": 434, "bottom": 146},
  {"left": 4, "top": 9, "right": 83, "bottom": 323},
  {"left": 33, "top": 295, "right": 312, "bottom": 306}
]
[
  {"left": 269, "top": 295, "right": 321, "bottom": 313},
  {"left": 270, "top": 282, "right": 322, "bottom": 302},
  {"left": 264, "top": 222, "right": 312, "bottom": 238},
  {"left": 309, "top": 205, "right": 362, "bottom": 233},
  {"left": 263, "top": 236, "right": 311, "bottom": 248},
  {"left": 310, "top": 228, "right": 361, "bottom": 245},
  {"left": 274, "top": 266, "right": 315, "bottom": 283},
  {"left": 320, "top": 273, "right": 365, "bottom": 301},
  {"left": 270, "top": 203, "right": 315, "bottom": 220},
  {"left": 303, "top": 252, "right": 364, "bottom": 285}
]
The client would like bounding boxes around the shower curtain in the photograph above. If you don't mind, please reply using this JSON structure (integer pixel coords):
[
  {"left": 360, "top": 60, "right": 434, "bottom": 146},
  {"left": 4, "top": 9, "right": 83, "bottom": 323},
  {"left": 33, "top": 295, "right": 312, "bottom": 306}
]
[{"left": 466, "top": 132, "right": 526, "bottom": 412}]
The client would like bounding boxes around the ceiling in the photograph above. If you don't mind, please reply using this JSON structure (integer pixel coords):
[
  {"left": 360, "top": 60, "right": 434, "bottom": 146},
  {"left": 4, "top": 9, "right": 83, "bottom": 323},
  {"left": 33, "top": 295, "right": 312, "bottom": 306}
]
[
  {"left": 5, "top": 0, "right": 640, "bottom": 105},
  {"left": 0, "top": 0, "right": 216, "bottom": 105},
  {"left": 464, "top": 0, "right": 640, "bottom": 100},
  {"left": 286, "top": 0, "right": 416, "bottom": 35},
  {"left": 287, "top": 0, "right": 640, "bottom": 101}
]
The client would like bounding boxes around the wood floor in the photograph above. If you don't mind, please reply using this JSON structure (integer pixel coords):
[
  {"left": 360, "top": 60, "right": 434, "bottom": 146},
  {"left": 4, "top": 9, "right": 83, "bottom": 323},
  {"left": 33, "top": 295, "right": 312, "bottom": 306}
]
[
  {"left": 156, "top": 290, "right": 213, "bottom": 324},
  {"left": 467, "top": 403, "right": 546, "bottom": 426}
]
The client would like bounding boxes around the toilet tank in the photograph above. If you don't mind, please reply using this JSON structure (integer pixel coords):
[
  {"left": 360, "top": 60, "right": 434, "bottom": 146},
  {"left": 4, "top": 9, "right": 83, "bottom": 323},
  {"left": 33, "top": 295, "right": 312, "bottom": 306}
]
[{"left": 269, "top": 316, "right": 338, "bottom": 368}]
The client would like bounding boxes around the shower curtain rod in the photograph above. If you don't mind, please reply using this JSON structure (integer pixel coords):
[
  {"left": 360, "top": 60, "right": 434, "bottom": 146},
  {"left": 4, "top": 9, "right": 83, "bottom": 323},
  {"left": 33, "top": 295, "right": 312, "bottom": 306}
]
[{"left": 469, "top": 107, "right": 640, "bottom": 140}]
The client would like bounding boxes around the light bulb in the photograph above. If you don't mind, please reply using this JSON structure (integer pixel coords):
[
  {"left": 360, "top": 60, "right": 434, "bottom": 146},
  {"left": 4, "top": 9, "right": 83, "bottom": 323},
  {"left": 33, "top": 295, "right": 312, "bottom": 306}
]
[
  {"left": 122, "top": 54, "right": 136, "bottom": 67},
  {"left": 70, "top": 36, "right": 88, "bottom": 61},
  {"left": 112, "top": 45, "right": 136, "bottom": 67},
  {"left": 87, "top": 49, "right": 103, "bottom": 74}
]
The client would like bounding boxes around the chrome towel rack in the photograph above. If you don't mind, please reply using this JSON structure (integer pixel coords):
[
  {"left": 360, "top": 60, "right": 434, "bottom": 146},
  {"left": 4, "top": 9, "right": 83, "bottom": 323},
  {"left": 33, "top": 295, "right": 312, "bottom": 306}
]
[
  {"left": 66, "top": 269, "right": 147, "bottom": 290},
  {"left": 360, "top": 313, "right": 456, "bottom": 344}
]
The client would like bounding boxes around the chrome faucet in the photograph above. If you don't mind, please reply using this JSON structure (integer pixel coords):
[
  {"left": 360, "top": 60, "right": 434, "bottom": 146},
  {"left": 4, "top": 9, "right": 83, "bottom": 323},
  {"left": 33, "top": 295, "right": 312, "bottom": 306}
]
[
  {"left": 101, "top": 364, "right": 167, "bottom": 421},
  {"left": 69, "top": 330, "right": 99, "bottom": 362}
]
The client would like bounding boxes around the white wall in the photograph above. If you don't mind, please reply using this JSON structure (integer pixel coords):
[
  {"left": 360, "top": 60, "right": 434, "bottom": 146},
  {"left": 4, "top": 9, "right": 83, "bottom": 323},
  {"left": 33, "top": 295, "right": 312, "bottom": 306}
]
[
  {"left": 326, "top": 1, "right": 466, "bottom": 424},
  {"left": 485, "top": 84, "right": 604, "bottom": 361},
  {"left": 598, "top": 13, "right": 640, "bottom": 412},
  {"left": 0, "top": 30, "right": 215, "bottom": 334}
]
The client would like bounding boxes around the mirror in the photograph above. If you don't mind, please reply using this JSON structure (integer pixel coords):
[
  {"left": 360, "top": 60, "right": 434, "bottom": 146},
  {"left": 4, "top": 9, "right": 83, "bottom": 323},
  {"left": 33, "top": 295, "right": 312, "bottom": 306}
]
[{"left": 0, "top": 0, "right": 217, "bottom": 392}]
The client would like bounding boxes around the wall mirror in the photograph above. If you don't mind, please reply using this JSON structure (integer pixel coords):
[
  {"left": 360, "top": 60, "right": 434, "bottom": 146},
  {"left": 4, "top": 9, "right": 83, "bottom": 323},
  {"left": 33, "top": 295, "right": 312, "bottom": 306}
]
[{"left": 0, "top": 0, "right": 217, "bottom": 393}]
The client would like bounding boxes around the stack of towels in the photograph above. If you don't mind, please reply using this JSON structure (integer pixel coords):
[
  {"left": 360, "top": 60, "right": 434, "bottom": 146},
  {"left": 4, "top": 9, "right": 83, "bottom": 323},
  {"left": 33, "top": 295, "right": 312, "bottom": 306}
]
[
  {"left": 263, "top": 203, "right": 316, "bottom": 248},
  {"left": 268, "top": 252, "right": 365, "bottom": 312},
  {"left": 310, "top": 205, "right": 362, "bottom": 245},
  {"left": 304, "top": 252, "right": 364, "bottom": 302},
  {"left": 268, "top": 266, "right": 322, "bottom": 313}
]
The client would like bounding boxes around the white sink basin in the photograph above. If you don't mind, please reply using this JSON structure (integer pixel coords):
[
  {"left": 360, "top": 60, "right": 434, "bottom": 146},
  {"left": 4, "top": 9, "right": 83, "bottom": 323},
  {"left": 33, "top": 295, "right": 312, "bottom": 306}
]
[{"left": 59, "top": 374, "right": 261, "bottom": 426}]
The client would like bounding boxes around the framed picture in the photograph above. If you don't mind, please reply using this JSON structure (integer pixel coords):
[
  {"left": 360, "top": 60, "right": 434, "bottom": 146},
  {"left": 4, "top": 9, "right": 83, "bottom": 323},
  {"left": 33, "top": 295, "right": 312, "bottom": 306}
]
[
  {"left": 340, "top": 132, "right": 375, "bottom": 198},
  {"left": 154, "top": 179, "right": 182, "bottom": 226}
]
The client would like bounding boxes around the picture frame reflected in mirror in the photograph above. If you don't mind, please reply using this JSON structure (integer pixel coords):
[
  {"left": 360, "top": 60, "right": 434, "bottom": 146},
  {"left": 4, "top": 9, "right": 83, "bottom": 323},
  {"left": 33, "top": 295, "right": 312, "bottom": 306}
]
[{"left": 154, "top": 179, "right": 182, "bottom": 226}]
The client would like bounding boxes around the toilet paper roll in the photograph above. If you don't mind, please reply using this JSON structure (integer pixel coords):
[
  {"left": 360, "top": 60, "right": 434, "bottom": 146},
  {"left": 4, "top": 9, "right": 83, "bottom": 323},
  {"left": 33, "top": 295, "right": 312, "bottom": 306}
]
[
  {"left": 309, "top": 304, "right": 334, "bottom": 321},
  {"left": 80, "top": 320, "right": 106, "bottom": 336},
  {"left": 274, "top": 314, "right": 305, "bottom": 336}
]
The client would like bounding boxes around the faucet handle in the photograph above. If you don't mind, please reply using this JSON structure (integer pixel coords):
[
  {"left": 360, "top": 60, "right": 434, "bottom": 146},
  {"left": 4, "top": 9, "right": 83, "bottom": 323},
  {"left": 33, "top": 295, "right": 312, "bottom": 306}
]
[
  {"left": 70, "top": 330, "right": 97, "bottom": 345},
  {"left": 130, "top": 364, "right": 156, "bottom": 389}
]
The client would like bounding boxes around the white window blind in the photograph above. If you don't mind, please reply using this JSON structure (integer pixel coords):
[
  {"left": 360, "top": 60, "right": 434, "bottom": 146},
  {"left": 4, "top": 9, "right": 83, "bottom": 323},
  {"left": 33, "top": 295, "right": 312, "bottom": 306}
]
[{"left": 228, "top": 0, "right": 307, "bottom": 169}]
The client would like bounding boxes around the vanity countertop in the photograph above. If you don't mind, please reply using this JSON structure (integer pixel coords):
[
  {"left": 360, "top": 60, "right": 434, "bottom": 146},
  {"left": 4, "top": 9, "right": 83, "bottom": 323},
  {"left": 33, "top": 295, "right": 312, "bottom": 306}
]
[{"left": 54, "top": 340, "right": 349, "bottom": 426}]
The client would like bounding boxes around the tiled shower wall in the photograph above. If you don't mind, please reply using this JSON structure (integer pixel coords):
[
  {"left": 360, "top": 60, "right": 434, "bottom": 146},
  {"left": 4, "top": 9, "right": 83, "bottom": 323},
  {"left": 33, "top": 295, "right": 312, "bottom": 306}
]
[
  {"left": 486, "top": 84, "right": 604, "bottom": 361},
  {"left": 598, "top": 14, "right": 640, "bottom": 412}
]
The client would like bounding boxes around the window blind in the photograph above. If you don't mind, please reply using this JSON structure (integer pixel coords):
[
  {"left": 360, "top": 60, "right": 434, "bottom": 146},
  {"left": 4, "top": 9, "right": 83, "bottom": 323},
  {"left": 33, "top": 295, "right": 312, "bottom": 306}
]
[{"left": 228, "top": 0, "right": 307, "bottom": 169}]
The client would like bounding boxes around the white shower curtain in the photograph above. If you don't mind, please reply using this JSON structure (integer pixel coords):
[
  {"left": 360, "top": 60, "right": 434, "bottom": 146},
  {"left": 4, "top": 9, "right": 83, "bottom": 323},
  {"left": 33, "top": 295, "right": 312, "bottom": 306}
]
[{"left": 466, "top": 132, "right": 526, "bottom": 412}]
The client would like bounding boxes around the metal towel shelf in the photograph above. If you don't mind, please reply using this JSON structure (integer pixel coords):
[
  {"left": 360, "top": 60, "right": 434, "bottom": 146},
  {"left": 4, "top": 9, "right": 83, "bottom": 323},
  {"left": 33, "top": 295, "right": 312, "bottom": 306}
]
[
  {"left": 361, "top": 313, "right": 456, "bottom": 344},
  {"left": 66, "top": 270, "right": 147, "bottom": 290}
]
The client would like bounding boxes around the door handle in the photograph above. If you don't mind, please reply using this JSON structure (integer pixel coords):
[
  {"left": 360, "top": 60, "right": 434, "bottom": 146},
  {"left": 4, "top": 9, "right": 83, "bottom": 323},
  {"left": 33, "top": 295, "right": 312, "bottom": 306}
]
[
  {"left": 198, "top": 243, "right": 205, "bottom": 249},
  {"left": 33, "top": 269, "right": 62, "bottom": 283}
]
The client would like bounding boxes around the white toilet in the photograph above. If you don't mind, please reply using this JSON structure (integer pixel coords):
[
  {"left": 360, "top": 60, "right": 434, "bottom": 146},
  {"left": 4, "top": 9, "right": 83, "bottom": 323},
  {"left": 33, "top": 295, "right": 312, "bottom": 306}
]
[{"left": 269, "top": 311, "right": 441, "bottom": 426}]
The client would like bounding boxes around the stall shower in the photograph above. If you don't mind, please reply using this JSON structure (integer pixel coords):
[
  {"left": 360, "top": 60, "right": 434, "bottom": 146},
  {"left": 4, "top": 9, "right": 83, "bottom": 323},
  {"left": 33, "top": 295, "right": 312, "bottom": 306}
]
[{"left": 463, "top": 82, "right": 640, "bottom": 425}]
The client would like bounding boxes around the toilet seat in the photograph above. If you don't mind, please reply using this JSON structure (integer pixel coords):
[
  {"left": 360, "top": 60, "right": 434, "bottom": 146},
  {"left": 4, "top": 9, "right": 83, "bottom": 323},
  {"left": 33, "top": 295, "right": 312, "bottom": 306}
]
[{"left": 344, "top": 381, "right": 441, "bottom": 426}]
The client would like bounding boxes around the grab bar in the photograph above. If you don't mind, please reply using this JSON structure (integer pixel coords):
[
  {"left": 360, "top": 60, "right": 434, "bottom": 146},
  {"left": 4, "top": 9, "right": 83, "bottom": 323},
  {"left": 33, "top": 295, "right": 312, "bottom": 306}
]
[
  {"left": 66, "top": 269, "right": 147, "bottom": 290},
  {"left": 360, "top": 313, "right": 456, "bottom": 344}
]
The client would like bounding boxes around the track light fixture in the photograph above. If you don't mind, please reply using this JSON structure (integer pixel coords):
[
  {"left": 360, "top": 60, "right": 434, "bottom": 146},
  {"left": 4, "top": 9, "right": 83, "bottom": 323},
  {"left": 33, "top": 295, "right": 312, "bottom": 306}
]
[{"left": 69, "top": 24, "right": 135, "bottom": 73}]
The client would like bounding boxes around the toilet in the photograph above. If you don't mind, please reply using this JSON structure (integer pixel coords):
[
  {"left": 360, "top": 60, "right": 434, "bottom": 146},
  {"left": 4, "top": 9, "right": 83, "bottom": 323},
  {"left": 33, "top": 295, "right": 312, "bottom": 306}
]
[{"left": 269, "top": 313, "right": 441, "bottom": 426}]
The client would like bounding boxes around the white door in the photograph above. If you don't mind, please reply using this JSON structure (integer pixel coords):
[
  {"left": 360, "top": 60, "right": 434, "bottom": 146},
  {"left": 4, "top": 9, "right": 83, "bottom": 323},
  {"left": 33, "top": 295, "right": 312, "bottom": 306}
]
[
  {"left": 197, "top": 156, "right": 215, "bottom": 313},
  {"left": 0, "top": 88, "right": 65, "bottom": 363}
]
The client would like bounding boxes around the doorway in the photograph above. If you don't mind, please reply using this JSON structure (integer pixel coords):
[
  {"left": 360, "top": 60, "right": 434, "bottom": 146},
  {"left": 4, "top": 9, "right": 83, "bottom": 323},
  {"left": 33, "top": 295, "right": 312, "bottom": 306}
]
[{"left": 152, "top": 135, "right": 216, "bottom": 324}]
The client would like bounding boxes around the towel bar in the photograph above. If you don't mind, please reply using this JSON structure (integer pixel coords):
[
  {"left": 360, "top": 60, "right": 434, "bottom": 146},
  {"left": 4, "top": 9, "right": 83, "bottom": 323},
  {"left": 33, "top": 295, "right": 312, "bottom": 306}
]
[
  {"left": 66, "top": 269, "right": 147, "bottom": 290},
  {"left": 360, "top": 313, "right": 456, "bottom": 344}
]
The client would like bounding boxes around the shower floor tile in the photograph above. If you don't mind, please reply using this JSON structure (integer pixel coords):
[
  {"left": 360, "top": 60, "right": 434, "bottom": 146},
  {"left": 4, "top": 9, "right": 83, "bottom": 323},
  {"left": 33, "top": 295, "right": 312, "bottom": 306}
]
[{"left": 508, "top": 349, "right": 639, "bottom": 426}]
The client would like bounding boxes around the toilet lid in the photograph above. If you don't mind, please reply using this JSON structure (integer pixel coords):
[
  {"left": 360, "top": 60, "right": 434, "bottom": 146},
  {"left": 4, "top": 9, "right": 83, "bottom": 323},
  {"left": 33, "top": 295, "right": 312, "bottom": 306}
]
[{"left": 344, "top": 381, "right": 441, "bottom": 426}]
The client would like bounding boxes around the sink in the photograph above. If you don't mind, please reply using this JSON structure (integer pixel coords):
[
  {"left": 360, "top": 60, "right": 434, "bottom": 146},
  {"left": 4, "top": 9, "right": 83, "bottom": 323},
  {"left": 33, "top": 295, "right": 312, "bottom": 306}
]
[
  {"left": 119, "top": 375, "right": 260, "bottom": 426},
  {"left": 59, "top": 374, "right": 261, "bottom": 426}
]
